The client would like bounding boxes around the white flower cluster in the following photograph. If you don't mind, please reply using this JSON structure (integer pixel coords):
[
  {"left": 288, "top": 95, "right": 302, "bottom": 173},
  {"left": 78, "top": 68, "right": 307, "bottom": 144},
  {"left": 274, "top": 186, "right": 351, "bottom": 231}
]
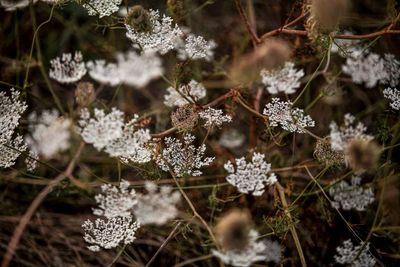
[
  {"left": 342, "top": 49, "right": 400, "bottom": 88},
  {"left": 329, "top": 114, "right": 373, "bottom": 151},
  {"left": 126, "top": 9, "right": 183, "bottom": 55},
  {"left": 383, "top": 87, "right": 400, "bottom": 110},
  {"left": 334, "top": 239, "right": 376, "bottom": 267},
  {"left": 25, "top": 150, "right": 39, "bottom": 172},
  {"left": 78, "top": 108, "right": 152, "bottom": 164},
  {"left": 82, "top": 216, "right": 139, "bottom": 252},
  {"left": 219, "top": 129, "right": 245, "bottom": 149},
  {"left": 164, "top": 80, "right": 207, "bottom": 107},
  {"left": 0, "top": 89, "right": 28, "bottom": 168},
  {"left": 93, "top": 180, "right": 138, "bottom": 219},
  {"left": 49, "top": 51, "right": 87, "bottom": 84},
  {"left": 263, "top": 98, "right": 315, "bottom": 133},
  {"left": 82, "top": 0, "right": 122, "bottom": 18},
  {"left": 329, "top": 176, "right": 374, "bottom": 211},
  {"left": 177, "top": 34, "right": 217, "bottom": 61},
  {"left": 87, "top": 51, "right": 163, "bottom": 88},
  {"left": 260, "top": 62, "right": 304, "bottom": 95},
  {"left": 25, "top": 109, "right": 71, "bottom": 159},
  {"left": 134, "top": 181, "right": 181, "bottom": 225},
  {"left": 1, "top": 0, "right": 36, "bottom": 11},
  {"left": 331, "top": 32, "right": 359, "bottom": 57},
  {"left": 212, "top": 230, "right": 281, "bottom": 267},
  {"left": 224, "top": 153, "right": 277, "bottom": 196},
  {"left": 156, "top": 133, "right": 214, "bottom": 177},
  {"left": 199, "top": 107, "right": 232, "bottom": 128}
]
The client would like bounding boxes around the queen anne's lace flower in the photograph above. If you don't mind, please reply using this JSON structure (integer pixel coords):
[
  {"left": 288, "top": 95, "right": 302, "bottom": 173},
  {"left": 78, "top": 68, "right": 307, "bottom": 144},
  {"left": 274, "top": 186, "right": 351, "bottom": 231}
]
[
  {"left": 177, "top": 34, "right": 217, "bottom": 61},
  {"left": 78, "top": 108, "right": 152, "bottom": 163},
  {"left": 25, "top": 109, "right": 71, "bottom": 159},
  {"left": 49, "top": 51, "right": 87, "bottom": 84},
  {"left": 164, "top": 80, "right": 207, "bottom": 107},
  {"left": 134, "top": 181, "right": 181, "bottom": 225},
  {"left": 82, "top": 0, "right": 122, "bottom": 18},
  {"left": 25, "top": 150, "right": 38, "bottom": 172},
  {"left": 329, "top": 113, "right": 373, "bottom": 151},
  {"left": 0, "top": 135, "right": 27, "bottom": 168},
  {"left": 224, "top": 153, "right": 277, "bottom": 196},
  {"left": 331, "top": 32, "right": 359, "bottom": 57},
  {"left": 86, "top": 60, "right": 120, "bottom": 86},
  {"left": 263, "top": 98, "right": 315, "bottom": 133},
  {"left": 260, "top": 62, "right": 304, "bottom": 95},
  {"left": 212, "top": 230, "right": 281, "bottom": 267},
  {"left": 1, "top": 0, "right": 37, "bottom": 11},
  {"left": 381, "top": 54, "right": 400, "bottom": 87},
  {"left": 93, "top": 180, "right": 137, "bottom": 219},
  {"left": 329, "top": 176, "right": 374, "bottom": 211},
  {"left": 82, "top": 216, "right": 140, "bottom": 252},
  {"left": 219, "top": 130, "right": 245, "bottom": 149},
  {"left": 156, "top": 133, "right": 214, "bottom": 177},
  {"left": 383, "top": 87, "right": 400, "bottom": 110},
  {"left": 199, "top": 107, "right": 232, "bottom": 128},
  {"left": 334, "top": 239, "right": 376, "bottom": 267},
  {"left": 125, "top": 9, "right": 183, "bottom": 55}
]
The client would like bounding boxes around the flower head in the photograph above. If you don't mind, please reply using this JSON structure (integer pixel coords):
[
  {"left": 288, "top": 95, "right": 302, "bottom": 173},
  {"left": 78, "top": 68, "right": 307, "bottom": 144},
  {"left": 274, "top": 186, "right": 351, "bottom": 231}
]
[
  {"left": 334, "top": 239, "right": 376, "bottom": 267},
  {"left": 49, "top": 51, "right": 86, "bottom": 84},
  {"left": 383, "top": 87, "right": 400, "bottom": 110},
  {"left": 177, "top": 34, "right": 217, "bottom": 61},
  {"left": 164, "top": 80, "right": 206, "bottom": 107},
  {"left": 82, "top": 0, "right": 122, "bottom": 18},
  {"left": 199, "top": 107, "right": 232, "bottom": 128},
  {"left": 260, "top": 62, "right": 304, "bottom": 95}
]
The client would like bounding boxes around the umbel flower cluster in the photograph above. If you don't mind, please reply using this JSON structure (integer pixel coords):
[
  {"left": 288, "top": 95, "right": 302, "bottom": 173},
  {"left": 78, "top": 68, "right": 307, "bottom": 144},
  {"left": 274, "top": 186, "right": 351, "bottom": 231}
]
[{"left": 334, "top": 239, "right": 376, "bottom": 267}]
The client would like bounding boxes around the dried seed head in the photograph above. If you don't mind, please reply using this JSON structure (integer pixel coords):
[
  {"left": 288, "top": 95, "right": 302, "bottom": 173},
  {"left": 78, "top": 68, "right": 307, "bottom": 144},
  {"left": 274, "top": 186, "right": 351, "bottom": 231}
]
[
  {"left": 229, "top": 39, "right": 292, "bottom": 86},
  {"left": 171, "top": 104, "right": 199, "bottom": 130},
  {"left": 214, "top": 209, "right": 252, "bottom": 251},
  {"left": 344, "top": 138, "right": 381, "bottom": 174},
  {"left": 75, "top": 82, "right": 95, "bottom": 107},
  {"left": 125, "top": 5, "right": 152, "bottom": 32},
  {"left": 167, "top": 0, "right": 185, "bottom": 22},
  {"left": 314, "top": 137, "right": 345, "bottom": 166},
  {"left": 321, "top": 80, "right": 343, "bottom": 106}
]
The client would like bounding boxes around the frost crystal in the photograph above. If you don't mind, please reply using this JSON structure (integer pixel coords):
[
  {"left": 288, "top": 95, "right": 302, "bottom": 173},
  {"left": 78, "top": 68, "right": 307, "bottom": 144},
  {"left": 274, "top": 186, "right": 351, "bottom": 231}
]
[
  {"left": 125, "top": 9, "right": 183, "bottom": 55},
  {"left": 164, "top": 80, "right": 207, "bottom": 107},
  {"left": 0, "top": 89, "right": 28, "bottom": 168},
  {"left": 82, "top": 216, "right": 139, "bottom": 252},
  {"left": 260, "top": 62, "right": 304, "bottom": 95},
  {"left": 134, "top": 181, "right": 181, "bottom": 225},
  {"left": 263, "top": 98, "right": 315, "bottom": 133},
  {"left": 49, "top": 51, "right": 87, "bottom": 84},
  {"left": 383, "top": 87, "right": 400, "bottom": 111},
  {"left": 224, "top": 153, "right": 277, "bottom": 196},
  {"left": 78, "top": 108, "right": 152, "bottom": 163},
  {"left": 82, "top": 0, "right": 122, "bottom": 18},
  {"left": 156, "top": 133, "right": 214, "bottom": 177},
  {"left": 87, "top": 51, "right": 163, "bottom": 88},
  {"left": 342, "top": 49, "right": 387, "bottom": 88},
  {"left": 177, "top": 34, "right": 217, "bottom": 61},
  {"left": 199, "top": 107, "right": 232, "bottom": 128},
  {"left": 329, "top": 176, "right": 374, "bottom": 211},
  {"left": 93, "top": 180, "right": 137, "bottom": 219},
  {"left": 334, "top": 239, "right": 376, "bottom": 267},
  {"left": 329, "top": 113, "right": 373, "bottom": 151},
  {"left": 212, "top": 230, "right": 281, "bottom": 267},
  {"left": 25, "top": 109, "right": 71, "bottom": 159}
]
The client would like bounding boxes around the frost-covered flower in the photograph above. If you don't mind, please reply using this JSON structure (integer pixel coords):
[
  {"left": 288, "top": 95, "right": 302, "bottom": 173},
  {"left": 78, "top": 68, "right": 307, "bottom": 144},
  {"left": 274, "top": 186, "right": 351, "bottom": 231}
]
[
  {"left": 49, "top": 51, "right": 87, "bottom": 84},
  {"left": 263, "top": 98, "right": 315, "bottom": 133},
  {"left": 260, "top": 62, "right": 304, "bottom": 95},
  {"left": 329, "top": 113, "right": 373, "bottom": 151},
  {"left": 87, "top": 51, "right": 163, "bottom": 88},
  {"left": 199, "top": 107, "right": 232, "bottom": 128},
  {"left": 0, "top": 89, "right": 28, "bottom": 168},
  {"left": 329, "top": 176, "right": 374, "bottom": 211},
  {"left": 25, "top": 109, "right": 71, "bottom": 159},
  {"left": 82, "top": 0, "right": 122, "bottom": 18},
  {"left": 383, "top": 87, "right": 400, "bottom": 110},
  {"left": 78, "top": 108, "right": 152, "bottom": 163},
  {"left": 134, "top": 181, "right": 181, "bottom": 225},
  {"left": 334, "top": 239, "right": 376, "bottom": 267},
  {"left": 78, "top": 108, "right": 124, "bottom": 151},
  {"left": 82, "top": 216, "right": 140, "bottom": 252},
  {"left": 125, "top": 9, "right": 183, "bottom": 55},
  {"left": 381, "top": 54, "right": 400, "bottom": 87},
  {"left": 25, "top": 150, "right": 38, "bottom": 172},
  {"left": 177, "top": 34, "right": 217, "bottom": 61},
  {"left": 224, "top": 153, "right": 277, "bottom": 196},
  {"left": 212, "top": 230, "right": 281, "bottom": 267},
  {"left": 156, "top": 133, "right": 214, "bottom": 177},
  {"left": 342, "top": 49, "right": 387, "bottom": 88},
  {"left": 164, "top": 80, "right": 207, "bottom": 107},
  {"left": 219, "top": 129, "right": 245, "bottom": 149},
  {"left": 93, "top": 180, "right": 137, "bottom": 219}
]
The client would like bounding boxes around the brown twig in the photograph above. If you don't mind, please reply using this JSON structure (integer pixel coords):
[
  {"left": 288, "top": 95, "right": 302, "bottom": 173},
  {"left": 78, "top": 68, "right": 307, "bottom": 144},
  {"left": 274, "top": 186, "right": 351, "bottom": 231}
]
[
  {"left": 1, "top": 142, "right": 85, "bottom": 267},
  {"left": 234, "top": 0, "right": 260, "bottom": 46}
]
